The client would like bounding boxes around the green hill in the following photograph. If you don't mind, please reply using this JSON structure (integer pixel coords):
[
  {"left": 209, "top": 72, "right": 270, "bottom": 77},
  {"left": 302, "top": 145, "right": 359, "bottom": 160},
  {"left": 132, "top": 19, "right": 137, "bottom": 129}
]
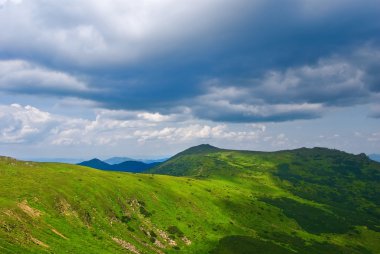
[{"left": 1, "top": 145, "right": 380, "bottom": 253}]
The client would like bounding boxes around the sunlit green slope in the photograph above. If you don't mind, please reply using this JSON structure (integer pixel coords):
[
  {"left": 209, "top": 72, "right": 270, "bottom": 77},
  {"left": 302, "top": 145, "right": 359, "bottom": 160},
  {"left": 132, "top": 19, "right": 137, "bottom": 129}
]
[{"left": 1, "top": 145, "right": 380, "bottom": 253}]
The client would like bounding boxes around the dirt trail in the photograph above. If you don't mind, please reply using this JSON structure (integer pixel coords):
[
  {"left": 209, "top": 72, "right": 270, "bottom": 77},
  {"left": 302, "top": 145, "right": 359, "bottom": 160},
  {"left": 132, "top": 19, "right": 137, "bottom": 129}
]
[
  {"left": 51, "top": 228, "right": 68, "bottom": 239},
  {"left": 17, "top": 200, "right": 41, "bottom": 218},
  {"left": 31, "top": 237, "right": 49, "bottom": 248}
]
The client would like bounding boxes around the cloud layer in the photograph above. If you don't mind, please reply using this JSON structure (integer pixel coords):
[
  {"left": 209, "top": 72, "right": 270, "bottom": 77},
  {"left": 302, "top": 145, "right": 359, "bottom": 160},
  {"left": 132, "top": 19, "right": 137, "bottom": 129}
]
[
  {"left": 0, "top": 0, "right": 379, "bottom": 157},
  {"left": 1, "top": 103, "right": 378, "bottom": 158},
  {"left": 1, "top": 0, "right": 379, "bottom": 123},
  {"left": 0, "top": 104, "right": 266, "bottom": 147}
]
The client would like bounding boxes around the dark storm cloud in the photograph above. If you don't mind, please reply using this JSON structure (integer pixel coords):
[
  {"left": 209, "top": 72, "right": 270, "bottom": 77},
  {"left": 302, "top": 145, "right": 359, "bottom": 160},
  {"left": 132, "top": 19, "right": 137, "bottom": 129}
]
[{"left": 0, "top": 0, "right": 380, "bottom": 122}]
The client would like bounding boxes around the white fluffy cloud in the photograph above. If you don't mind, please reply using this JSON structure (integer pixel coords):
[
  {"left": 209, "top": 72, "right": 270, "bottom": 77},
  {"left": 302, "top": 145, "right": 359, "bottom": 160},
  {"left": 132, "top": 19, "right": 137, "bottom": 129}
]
[
  {"left": 0, "top": 104, "right": 137, "bottom": 145},
  {"left": 0, "top": 104, "right": 54, "bottom": 143},
  {"left": 0, "top": 104, "right": 266, "bottom": 146},
  {"left": 1, "top": 103, "right": 379, "bottom": 156},
  {"left": 133, "top": 124, "right": 265, "bottom": 143},
  {"left": 95, "top": 108, "right": 185, "bottom": 123}
]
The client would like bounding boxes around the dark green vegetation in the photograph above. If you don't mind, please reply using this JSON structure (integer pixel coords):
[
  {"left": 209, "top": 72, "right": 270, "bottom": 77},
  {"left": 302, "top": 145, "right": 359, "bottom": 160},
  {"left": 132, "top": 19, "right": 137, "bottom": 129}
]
[{"left": 1, "top": 145, "right": 379, "bottom": 253}]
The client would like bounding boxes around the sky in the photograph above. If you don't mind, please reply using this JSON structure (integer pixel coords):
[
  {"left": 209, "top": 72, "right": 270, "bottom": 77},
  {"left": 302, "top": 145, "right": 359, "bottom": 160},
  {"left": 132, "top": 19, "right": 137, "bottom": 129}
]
[{"left": 0, "top": 0, "right": 379, "bottom": 160}]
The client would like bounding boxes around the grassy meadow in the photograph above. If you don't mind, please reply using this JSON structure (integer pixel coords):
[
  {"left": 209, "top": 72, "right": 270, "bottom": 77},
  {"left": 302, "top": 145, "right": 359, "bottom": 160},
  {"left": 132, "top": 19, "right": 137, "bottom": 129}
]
[{"left": 0, "top": 145, "right": 379, "bottom": 253}]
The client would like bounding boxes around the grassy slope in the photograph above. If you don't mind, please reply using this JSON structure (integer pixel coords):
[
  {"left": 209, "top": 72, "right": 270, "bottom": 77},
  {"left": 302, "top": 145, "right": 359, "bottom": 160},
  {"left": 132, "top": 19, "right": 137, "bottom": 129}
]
[
  {"left": 0, "top": 145, "right": 379, "bottom": 253},
  {"left": 151, "top": 145, "right": 380, "bottom": 253}
]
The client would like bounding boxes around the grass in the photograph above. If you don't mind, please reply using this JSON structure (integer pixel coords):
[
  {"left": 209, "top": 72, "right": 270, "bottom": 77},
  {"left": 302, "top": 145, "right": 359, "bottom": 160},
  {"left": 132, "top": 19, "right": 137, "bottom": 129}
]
[{"left": 0, "top": 145, "right": 379, "bottom": 253}]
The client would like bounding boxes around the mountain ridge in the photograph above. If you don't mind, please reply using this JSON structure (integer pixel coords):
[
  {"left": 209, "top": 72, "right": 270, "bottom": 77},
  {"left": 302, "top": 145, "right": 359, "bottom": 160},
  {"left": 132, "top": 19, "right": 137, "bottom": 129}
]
[
  {"left": 78, "top": 158, "right": 159, "bottom": 173},
  {"left": 150, "top": 145, "right": 373, "bottom": 177},
  {"left": 104, "top": 157, "right": 135, "bottom": 165}
]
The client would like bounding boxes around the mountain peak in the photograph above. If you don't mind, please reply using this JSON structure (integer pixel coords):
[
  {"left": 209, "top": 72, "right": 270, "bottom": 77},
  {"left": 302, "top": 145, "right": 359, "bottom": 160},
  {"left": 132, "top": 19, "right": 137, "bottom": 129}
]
[
  {"left": 179, "top": 144, "right": 221, "bottom": 155},
  {"left": 87, "top": 158, "right": 103, "bottom": 162}
]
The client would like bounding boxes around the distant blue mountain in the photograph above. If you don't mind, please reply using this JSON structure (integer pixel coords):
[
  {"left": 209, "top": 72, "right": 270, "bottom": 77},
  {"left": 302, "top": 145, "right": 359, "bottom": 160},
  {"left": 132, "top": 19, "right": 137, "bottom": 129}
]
[
  {"left": 23, "top": 156, "right": 168, "bottom": 165},
  {"left": 368, "top": 154, "right": 380, "bottom": 162},
  {"left": 104, "top": 156, "right": 168, "bottom": 164},
  {"left": 78, "top": 158, "right": 160, "bottom": 173},
  {"left": 104, "top": 157, "right": 135, "bottom": 165},
  {"left": 112, "top": 161, "right": 160, "bottom": 173},
  {"left": 78, "top": 158, "right": 114, "bottom": 170}
]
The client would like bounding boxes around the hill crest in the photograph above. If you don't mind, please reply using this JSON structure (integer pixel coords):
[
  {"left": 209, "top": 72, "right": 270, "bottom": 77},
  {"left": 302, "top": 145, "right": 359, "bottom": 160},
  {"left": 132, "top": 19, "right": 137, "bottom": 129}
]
[
  {"left": 176, "top": 144, "right": 222, "bottom": 155},
  {"left": 150, "top": 145, "right": 376, "bottom": 177}
]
